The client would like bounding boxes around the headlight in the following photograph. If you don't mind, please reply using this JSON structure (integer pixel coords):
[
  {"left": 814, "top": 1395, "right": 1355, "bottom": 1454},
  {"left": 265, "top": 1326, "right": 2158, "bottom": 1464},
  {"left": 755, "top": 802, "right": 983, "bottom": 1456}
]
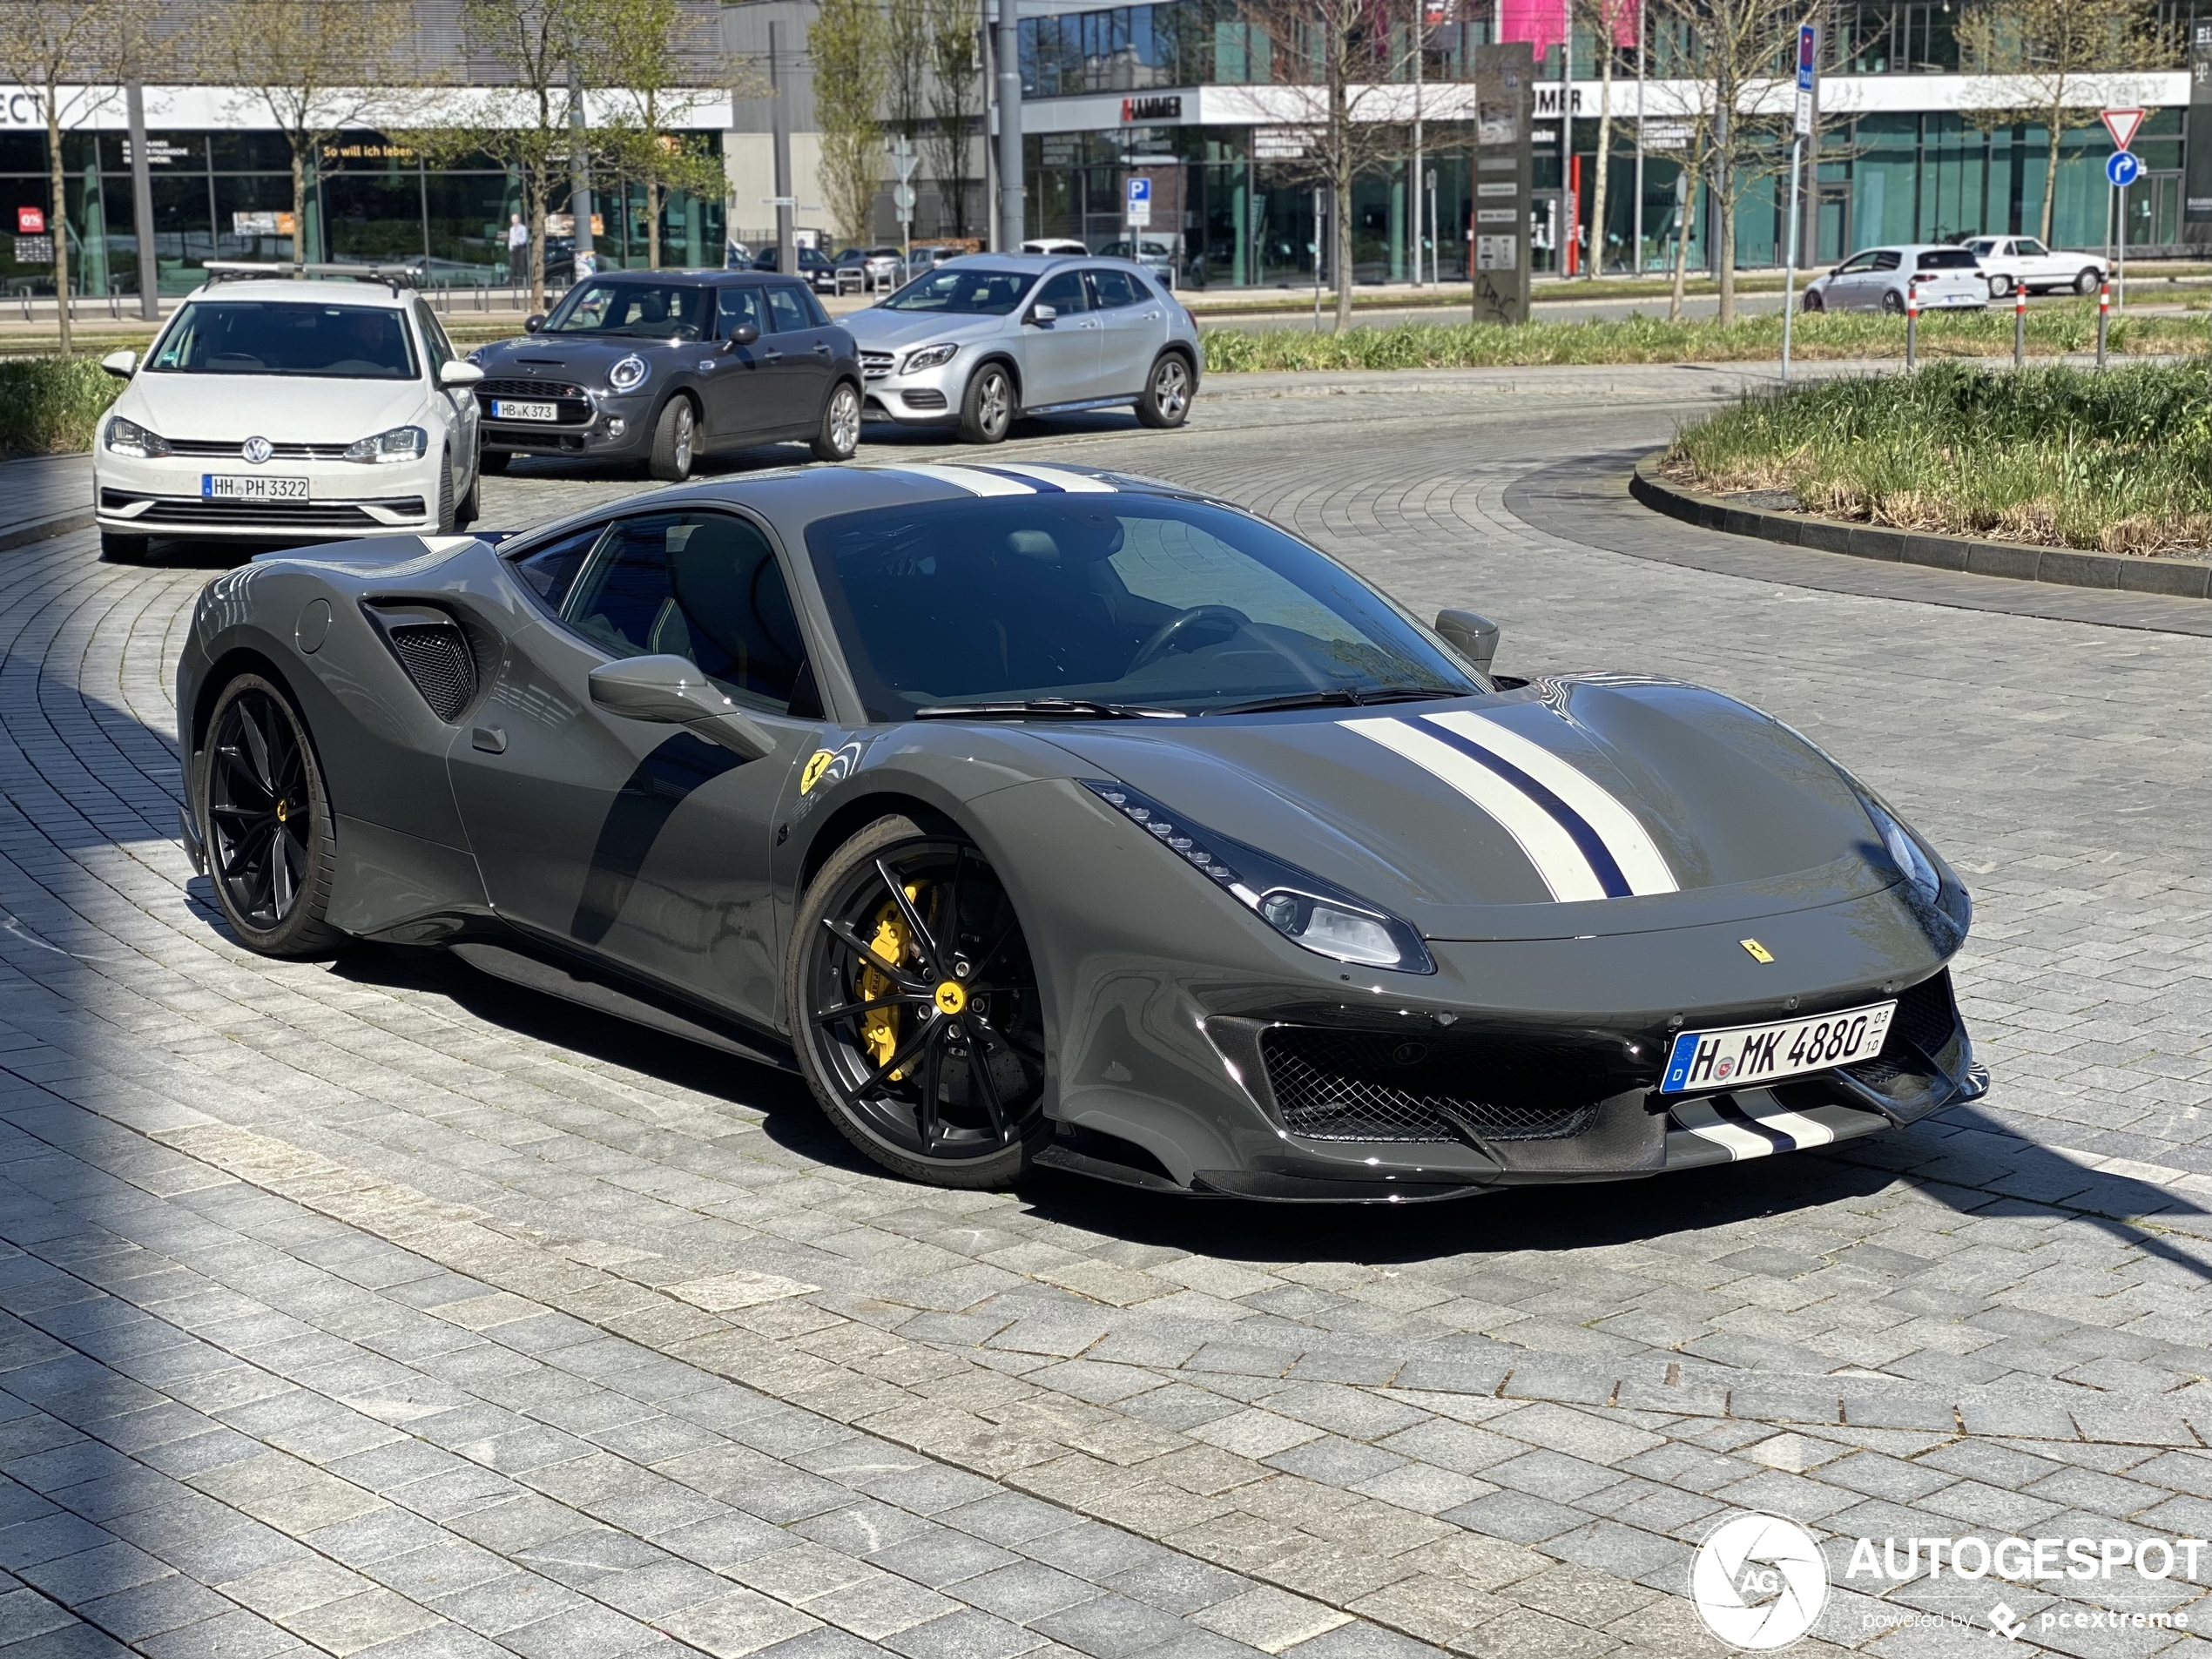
[
  {"left": 901, "top": 342, "right": 959, "bottom": 373},
  {"left": 342, "top": 425, "right": 428, "bottom": 464},
  {"left": 1865, "top": 799, "right": 1939, "bottom": 904},
  {"left": 1082, "top": 779, "right": 1434, "bottom": 974},
  {"left": 607, "top": 354, "right": 649, "bottom": 392},
  {"left": 105, "top": 415, "right": 170, "bottom": 458}
]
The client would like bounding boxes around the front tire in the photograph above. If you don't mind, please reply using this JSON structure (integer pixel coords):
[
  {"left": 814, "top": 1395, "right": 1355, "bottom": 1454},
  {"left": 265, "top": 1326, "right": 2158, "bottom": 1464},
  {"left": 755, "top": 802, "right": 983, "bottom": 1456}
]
[
  {"left": 1988, "top": 274, "right": 2013, "bottom": 298},
  {"left": 2075, "top": 267, "right": 2101, "bottom": 295},
  {"left": 812, "top": 380, "right": 861, "bottom": 462},
  {"left": 1136, "top": 353, "right": 1193, "bottom": 428},
  {"left": 455, "top": 450, "right": 482, "bottom": 528},
  {"left": 195, "top": 674, "right": 346, "bottom": 959},
  {"left": 1800, "top": 289, "right": 1824, "bottom": 314},
  {"left": 433, "top": 450, "right": 456, "bottom": 534},
  {"left": 788, "top": 815, "right": 1046, "bottom": 1188},
  {"left": 100, "top": 532, "right": 149, "bottom": 563},
  {"left": 649, "top": 396, "right": 698, "bottom": 482},
  {"left": 958, "top": 363, "right": 1014, "bottom": 445}
]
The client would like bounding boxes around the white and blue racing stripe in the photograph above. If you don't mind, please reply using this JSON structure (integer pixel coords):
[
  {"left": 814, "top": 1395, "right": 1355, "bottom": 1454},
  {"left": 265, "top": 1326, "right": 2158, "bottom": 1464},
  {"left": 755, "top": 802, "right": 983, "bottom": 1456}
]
[
  {"left": 974, "top": 462, "right": 1118, "bottom": 493},
  {"left": 1344, "top": 712, "right": 1677, "bottom": 904},
  {"left": 875, "top": 462, "right": 1116, "bottom": 496}
]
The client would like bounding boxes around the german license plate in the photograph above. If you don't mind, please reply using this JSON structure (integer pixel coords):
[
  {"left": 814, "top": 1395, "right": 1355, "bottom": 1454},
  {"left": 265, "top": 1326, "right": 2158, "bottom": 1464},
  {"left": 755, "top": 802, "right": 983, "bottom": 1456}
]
[
  {"left": 490, "top": 399, "right": 558, "bottom": 421},
  {"left": 202, "top": 474, "right": 307, "bottom": 501},
  {"left": 1662, "top": 1001, "right": 1897, "bottom": 1094}
]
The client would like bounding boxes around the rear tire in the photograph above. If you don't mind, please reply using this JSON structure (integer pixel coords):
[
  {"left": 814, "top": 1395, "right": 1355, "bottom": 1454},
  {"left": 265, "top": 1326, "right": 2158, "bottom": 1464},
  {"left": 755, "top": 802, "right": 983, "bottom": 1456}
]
[
  {"left": 812, "top": 380, "right": 861, "bottom": 462},
  {"left": 1135, "top": 353, "right": 1193, "bottom": 428},
  {"left": 788, "top": 815, "right": 1046, "bottom": 1189},
  {"left": 100, "top": 532, "right": 149, "bottom": 564},
  {"left": 479, "top": 449, "right": 512, "bottom": 475},
  {"left": 958, "top": 363, "right": 1014, "bottom": 445},
  {"left": 1881, "top": 288, "right": 1905, "bottom": 314},
  {"left": 2075, "top": 267, "right": 2101, "bottom": 296},
  {"left": 649, "top": 396, "right": 698, "bottom": 482},
  {"left": 195, "top": 674, "right": 347, "bottom": 960}
]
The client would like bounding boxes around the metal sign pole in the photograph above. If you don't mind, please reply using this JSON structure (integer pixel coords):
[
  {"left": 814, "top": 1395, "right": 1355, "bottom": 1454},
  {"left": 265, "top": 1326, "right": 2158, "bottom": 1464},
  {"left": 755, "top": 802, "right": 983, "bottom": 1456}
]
[{"left": 1780, "top": 24, "right": 1815, "bottom": 386}]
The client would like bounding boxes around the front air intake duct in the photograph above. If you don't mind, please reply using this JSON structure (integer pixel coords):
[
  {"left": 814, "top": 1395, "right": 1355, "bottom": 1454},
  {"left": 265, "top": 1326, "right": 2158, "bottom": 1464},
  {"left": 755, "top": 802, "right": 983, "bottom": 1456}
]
[{"left": 364, "top": 603, "right": 480, "bottom": 722}]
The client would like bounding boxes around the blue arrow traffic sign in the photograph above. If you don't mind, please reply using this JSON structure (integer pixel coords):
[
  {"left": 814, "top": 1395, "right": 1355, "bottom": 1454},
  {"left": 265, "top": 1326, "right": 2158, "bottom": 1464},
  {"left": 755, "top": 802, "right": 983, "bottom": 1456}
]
[{"left": 2107, "top": 151, "right": 2142, "bottom": 188}]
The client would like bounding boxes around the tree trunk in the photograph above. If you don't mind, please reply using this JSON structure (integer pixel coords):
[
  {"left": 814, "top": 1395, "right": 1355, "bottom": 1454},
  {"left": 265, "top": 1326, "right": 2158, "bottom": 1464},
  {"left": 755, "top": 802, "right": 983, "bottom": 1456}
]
[
  {"left": 647, "top": 180, "right": 661, "bottom": 269},
  {"left": 291, "top": 145, "right": 307, "bottom": 272},
  {"left": 1332, "top": 59, "right": 1352, "bottom": 331},
  {"left": 1714, "top": 121, "right": 1734, "bottom": 323},
  {"left": 1591, "top": 25, "right": 1614, "bottom": 279},
  {"left": 2040, "top": 103, "right": 2062, "bottom": 245},
  {"left": 529, "top": 171, "right": 547, "bottom": 314},
  {"left": 47, "top": 109, "right": 69, "bottom": 354},
  {"left": 1669, "top": 141, "right": 1702, "bottom": 321}
]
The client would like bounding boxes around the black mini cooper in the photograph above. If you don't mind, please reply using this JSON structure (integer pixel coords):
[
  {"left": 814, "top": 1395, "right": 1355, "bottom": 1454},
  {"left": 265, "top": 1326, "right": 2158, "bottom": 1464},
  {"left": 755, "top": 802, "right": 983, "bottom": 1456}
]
[{"left": 469, "top": 271, "right": 863, "bottom": 481}]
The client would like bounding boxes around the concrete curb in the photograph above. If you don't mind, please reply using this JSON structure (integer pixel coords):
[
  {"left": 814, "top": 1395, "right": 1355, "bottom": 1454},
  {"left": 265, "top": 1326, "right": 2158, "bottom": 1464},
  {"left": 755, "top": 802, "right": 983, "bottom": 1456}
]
[
  {"left": 1630, "top": 452, "right": 2212, "bottom": 600},
  {"left": 0, "top": 508, "right": 92, "bottom": 556}
]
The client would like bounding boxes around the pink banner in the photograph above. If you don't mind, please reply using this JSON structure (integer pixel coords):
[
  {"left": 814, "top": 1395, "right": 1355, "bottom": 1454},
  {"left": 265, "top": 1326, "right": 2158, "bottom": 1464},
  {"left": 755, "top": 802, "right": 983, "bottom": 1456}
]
[{"left": 1494, "top": 0, "right": 1638, "bottom": 57}]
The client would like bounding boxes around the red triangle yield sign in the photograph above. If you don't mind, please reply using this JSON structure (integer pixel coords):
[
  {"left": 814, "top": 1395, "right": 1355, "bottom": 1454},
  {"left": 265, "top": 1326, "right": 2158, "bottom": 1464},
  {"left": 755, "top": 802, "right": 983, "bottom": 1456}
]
[{"left": 2101, "top": 108, "right": 2145, "bottom": 151}]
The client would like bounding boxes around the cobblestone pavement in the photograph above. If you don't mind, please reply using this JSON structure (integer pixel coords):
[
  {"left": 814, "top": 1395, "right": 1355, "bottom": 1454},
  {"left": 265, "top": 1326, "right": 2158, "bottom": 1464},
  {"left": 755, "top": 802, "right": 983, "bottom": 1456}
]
[{"left": 2, "top": 366, "right": 2211, "bottom": 1659}]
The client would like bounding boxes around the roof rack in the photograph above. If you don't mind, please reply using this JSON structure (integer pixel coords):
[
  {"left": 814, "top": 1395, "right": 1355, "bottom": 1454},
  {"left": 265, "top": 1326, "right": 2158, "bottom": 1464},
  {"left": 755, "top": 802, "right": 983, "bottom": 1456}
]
[{"left": 202, "top": 261, "right": 421, "bottom": 295}]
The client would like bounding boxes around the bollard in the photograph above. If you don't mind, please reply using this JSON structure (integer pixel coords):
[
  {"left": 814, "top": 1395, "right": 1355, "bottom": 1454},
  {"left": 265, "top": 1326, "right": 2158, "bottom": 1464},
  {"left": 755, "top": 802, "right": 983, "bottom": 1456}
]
[
  {"left": 2096, "top": 280, "right": 2110, "bottom": 370},
  {"left": 2013, "top": 282, "right": 2027, "bottom": 369},
  {"left": 1905, "top": 278, "right": 1919, "bottom": 370}
]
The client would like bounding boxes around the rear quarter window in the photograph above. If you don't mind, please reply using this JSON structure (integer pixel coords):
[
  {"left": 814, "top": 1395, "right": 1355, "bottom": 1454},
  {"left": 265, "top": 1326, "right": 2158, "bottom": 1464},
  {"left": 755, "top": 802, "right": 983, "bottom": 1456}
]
[{"left": 1918, "top": 249, "right": 1979, "bottom": 270}]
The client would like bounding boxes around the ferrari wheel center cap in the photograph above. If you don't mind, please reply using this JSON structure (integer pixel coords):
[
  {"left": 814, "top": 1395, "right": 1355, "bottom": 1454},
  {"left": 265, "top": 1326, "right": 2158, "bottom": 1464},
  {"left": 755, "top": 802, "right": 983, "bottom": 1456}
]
[
  {"left": 933, "top": 980, "right": 967, "bottom": 1016},
  {"left": 274, "top": 799, "right": 289, "bottom": 824}
]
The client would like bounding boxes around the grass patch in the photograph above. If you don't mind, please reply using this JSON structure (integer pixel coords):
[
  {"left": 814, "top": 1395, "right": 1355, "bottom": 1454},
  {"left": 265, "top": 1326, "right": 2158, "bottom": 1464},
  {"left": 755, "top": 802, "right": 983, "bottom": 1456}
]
[
  {"left": 1200, "top": 305, "right": 2203, "bottom": 374},
  {"left": 1664, "top": 360, "right": 2212, "bottom": 556},
  {"left": 0, "top": 357, "right": 123, "bottom": 455}
]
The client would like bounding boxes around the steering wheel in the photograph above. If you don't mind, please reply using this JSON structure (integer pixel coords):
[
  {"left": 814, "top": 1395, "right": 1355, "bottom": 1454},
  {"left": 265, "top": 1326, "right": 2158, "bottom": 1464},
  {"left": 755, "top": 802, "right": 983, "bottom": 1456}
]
[{"left": 1129, "top": 605, "right": 1252, "bottom": 671}]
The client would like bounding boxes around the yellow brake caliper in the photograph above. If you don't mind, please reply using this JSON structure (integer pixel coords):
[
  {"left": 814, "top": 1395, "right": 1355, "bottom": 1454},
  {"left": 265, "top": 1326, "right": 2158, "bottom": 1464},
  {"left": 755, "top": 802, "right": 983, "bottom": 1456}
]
[{"left": 859, "top": 885, "right": 921, "bottom": 1078}]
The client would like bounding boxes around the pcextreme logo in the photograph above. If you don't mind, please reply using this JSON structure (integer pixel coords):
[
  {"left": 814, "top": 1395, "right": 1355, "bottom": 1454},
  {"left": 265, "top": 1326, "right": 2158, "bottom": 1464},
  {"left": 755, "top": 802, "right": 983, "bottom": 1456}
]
[{"left": 1691, "top": 1513, "right": 1829, "bottom": 1650}]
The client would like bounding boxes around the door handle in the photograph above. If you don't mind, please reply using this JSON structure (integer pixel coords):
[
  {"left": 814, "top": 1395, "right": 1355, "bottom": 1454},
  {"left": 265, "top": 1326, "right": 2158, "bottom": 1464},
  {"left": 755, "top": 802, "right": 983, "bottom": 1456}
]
[
  {"left": 811, "top": 341, "right": 832, "bottom": 354},
  {"left": 762, "top": 349, "right": 784, "bottom": 361}
]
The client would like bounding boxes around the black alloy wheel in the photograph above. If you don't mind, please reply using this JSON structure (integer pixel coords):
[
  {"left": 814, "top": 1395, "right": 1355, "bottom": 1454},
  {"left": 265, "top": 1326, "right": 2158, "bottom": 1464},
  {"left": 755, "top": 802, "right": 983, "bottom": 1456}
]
[
  {"left": 1800, "top": 289, "right": 1824, "bottom": 314},
  {"left": 790, "top": 816, "right": 1046, "bottom": 1186},
  {"left": 1881, "top": 288, "right": 1905, "bottom": 314},
  {"left": 197, "top": 675, "right": 345, "bottom": 957}
]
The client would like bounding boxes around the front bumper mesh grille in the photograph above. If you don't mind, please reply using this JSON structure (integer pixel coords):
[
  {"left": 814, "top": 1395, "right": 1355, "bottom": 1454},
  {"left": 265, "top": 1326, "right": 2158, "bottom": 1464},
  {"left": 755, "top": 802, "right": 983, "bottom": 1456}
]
[
  {"left": 1844, "top": 971, "right": 1964, "bottom": 1096},
  {"left": 103, "top": 490, "right": 421, "bottom": 528},
  {"left": 1259, "top": 1025, "right": 1620, "bottom": 1143}
]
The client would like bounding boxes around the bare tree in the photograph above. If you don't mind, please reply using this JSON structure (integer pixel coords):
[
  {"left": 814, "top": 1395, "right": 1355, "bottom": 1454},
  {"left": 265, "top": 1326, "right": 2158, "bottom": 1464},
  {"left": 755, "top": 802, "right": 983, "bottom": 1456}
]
[
  {"left": 923, "top": 0, "right": 981, "bottom": 239},
  {"left": 811, "top": 0, "right": 887, "bottom": 246},
  {"left": 886, "top": 0, "right": 930, "bottom": 150},
  {"left": 0, "top": 0, "right": 145, "bottom": 352},
  {"left": 193, "top": 0, "right": 423, "bottom": 273},
  {"left": 1581, "top": 0, "right": 1638, "bottom": 275},
  {"left": 595, "top": 0, "right": 745, "bottom": 267},
  {"left": 1236, "top": 0, "right": 1413, "bottom": 329},
  {"left": 1958, "top": 0, "right": 2173, "bottom": 245}
]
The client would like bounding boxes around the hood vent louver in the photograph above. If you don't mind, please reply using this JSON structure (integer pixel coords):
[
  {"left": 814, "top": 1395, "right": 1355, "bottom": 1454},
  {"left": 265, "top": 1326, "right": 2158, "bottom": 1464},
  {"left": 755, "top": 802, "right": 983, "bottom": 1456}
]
[{"left": 363, "top": 602, "right": 480, "bottom": 723}]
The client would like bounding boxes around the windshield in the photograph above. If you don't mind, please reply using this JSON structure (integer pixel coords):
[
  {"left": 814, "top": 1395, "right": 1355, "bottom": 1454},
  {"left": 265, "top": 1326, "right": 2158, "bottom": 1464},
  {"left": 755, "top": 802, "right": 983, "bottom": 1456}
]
[
  {"left": 881, "top": 267, "right": 1035, "bottom": 314},
  {"left": 806, "top": 495, "right": 1480, "bottom": 719},
  {"left": 1918, "top": 249, "right": 1979, "bottom": 270},
  {"left": 545, "top": 280, "right": 709, "bottom": 339},
  {"left": 148, "top": 300, "right": 417, "bottom": 379}
]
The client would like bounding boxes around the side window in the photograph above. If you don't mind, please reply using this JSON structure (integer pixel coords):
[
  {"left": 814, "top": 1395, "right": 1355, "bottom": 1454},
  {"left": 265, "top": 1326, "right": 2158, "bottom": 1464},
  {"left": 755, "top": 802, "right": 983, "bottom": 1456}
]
[
  {"left": 799, "top": 287, "right": 831, "bottom": 327},
  {"left": 717, "top": 287, "right": 763, "bottom": 339},
  {"left": 564, "top": 512, "right": 804, "bottom": 710},
  {"left": 1035, "top": 270, "right": 1089, "bottom": 314},
  {"left": 2018, "top": 239, "right": 2047, "bottom": 257},
  {"left": 413, "top": 301, "right": 454, "bottom": 374},
  {"left": 765, "top": 285, "right": 810, "bottom": 334},
  {"left": 507, "top": 521, "right": 608, "bottom": 610},
  {"left": 1834, "top": 253, "right": 1871, "bottom": 274},
  {"left": 1087, "top": 268, "right": 1141, "bottom": 309},
  {"left": 1871, "top": 251, "right": 1901, "bottom": 271}
]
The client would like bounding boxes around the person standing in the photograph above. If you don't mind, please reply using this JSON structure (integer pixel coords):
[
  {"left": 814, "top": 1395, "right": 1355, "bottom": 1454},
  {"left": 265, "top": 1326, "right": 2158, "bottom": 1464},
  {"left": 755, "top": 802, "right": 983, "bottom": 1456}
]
[{"left": 507, "top": 213, "right": 528, "bottom": 287}]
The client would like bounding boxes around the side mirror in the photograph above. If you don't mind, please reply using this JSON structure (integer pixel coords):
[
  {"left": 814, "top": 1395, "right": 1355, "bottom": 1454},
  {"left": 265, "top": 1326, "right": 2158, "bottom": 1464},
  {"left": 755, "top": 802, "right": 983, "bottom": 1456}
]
[
  {"left": 721, "top": 321, "right": 759, "bottom": 351},
  {"left": 587, "top": 655, "right": 775, "bottom": 761},
  {"left": 1433, "top": 609, "right": 1501, "bottom": 676},
  {"left": 99, "top": 349, "right": 137, "bottom": 379},
  {"left": 1026, "top": 302, "right": 1057, "bottom": 326},
  {"left": 438, "top": 360, "right": 484, "bottom": 388},
  {"left": 523, "top": 314, "right": 546, "bottom": 333}
]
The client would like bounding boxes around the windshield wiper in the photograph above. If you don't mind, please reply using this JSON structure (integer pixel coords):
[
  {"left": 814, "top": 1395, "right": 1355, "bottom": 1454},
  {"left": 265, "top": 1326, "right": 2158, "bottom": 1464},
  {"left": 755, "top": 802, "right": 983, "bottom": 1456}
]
[
  {"left": 1203, "top": 685, "right": 1465, "bottom": 716},
  {"left": 914, "top": 698, "right": 1185, "bottom": 720}
]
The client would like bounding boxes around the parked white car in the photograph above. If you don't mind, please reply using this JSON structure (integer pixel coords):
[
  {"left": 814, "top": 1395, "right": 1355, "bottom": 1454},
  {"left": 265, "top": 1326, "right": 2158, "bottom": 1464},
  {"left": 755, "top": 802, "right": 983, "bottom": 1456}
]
[
  {"left": 93, "top": 266, "right": 483, "bottom": 564},
  {"left": 1800, "top": 245, "right": 1988, "bottom": 314},
  {"left": 1096, "top": 233, "right": 1181, "bottom": 289},
  {"left": 1962, "top": 235, "right": 2107, "bottom": 297},
  {"left": 1020, "top": 238, "right": 1090, "bottom": 257}
]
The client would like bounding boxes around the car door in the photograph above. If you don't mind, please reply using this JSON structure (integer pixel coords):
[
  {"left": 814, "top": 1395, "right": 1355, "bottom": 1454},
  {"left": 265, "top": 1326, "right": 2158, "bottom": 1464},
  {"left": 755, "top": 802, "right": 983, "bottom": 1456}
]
[
  {"left": 1821, "top": 251, "right": 1873, "bottom": 307},
  {"left": 1016, "top": 268, "right": 1102, "bottom": 407},
  {"left": 702, "top": 285, "right": 772, "bottom": 446},
  {"left": 1085, "top": 267, "right": 1165, "bottom": 398},
  {"left": 1865, "top": 250, "right": 1903, "bottom": 308},
  {"left": 2010, "top": 237, "right": 2053, "bottom": 287},
  {"left": 445, "top": 508, "right": 822, "bottom": 1028},
  {"left": 761, "top": 281, "right": 833, "bottom": 438},
  {"left": 414, "top": 300, "right": 477, "bottom": 488}
]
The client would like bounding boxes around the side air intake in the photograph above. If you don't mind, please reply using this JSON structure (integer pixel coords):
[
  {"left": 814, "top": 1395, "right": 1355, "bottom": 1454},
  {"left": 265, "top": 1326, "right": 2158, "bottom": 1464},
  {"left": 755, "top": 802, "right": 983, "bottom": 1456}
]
[{"left": 365, "top": 603, "right": 480, "bottom": 722}]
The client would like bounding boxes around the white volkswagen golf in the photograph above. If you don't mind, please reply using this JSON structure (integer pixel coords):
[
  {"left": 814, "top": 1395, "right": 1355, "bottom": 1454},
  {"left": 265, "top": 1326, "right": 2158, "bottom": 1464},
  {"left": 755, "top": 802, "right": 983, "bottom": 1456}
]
[{"left": 93, "top": 266, "right": 483, "bottom": 563}]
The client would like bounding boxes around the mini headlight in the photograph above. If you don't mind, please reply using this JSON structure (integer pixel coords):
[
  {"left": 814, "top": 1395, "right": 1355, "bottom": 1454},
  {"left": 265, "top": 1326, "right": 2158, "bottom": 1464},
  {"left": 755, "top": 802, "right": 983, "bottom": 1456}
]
[
  {"left": 608, "top": 354, "right": 649, "bottom": 392},
  {"left": 1865, "top": 800, "right": 1939, "bottom": 904},
  {"left": 901, "top": 342, "right": 960, "bottom": 374},
  {"left": 342, "top": 425, "right": 428, "bottom": 463},
  {"left": 104, "top": 415, "right": 170, "bottom": 458},
  {"left": 1082, "top": 779, "right": 1434, "bottom": 974}
]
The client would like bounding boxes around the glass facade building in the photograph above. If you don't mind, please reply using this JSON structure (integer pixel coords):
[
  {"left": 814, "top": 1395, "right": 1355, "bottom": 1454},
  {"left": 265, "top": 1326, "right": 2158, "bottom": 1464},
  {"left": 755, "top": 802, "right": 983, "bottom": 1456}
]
[{"left": 0, "top": 126, "right": 725, "bottom": 300}]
